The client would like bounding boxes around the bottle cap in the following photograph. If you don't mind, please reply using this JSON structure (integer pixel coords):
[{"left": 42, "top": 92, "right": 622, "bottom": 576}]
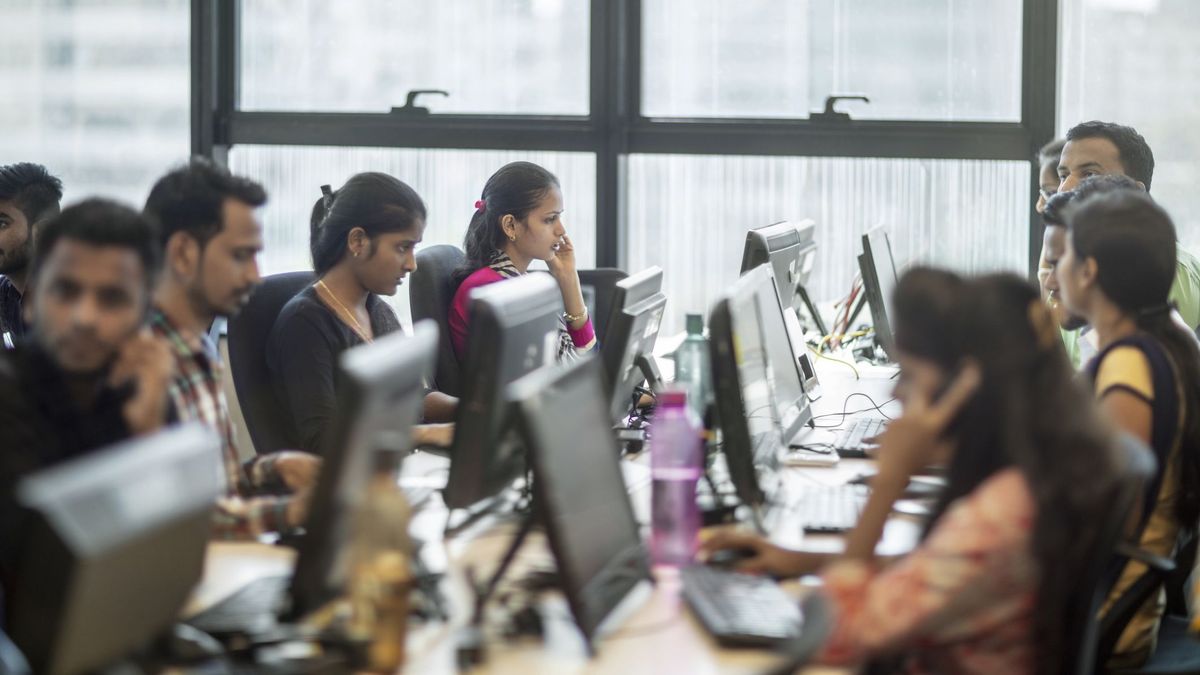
[
  {"left": 658, "top": 389, "right": 688, "bottom": 407},
  {"left": 685, "top": 314, "right": 704, "bottom": 335}
]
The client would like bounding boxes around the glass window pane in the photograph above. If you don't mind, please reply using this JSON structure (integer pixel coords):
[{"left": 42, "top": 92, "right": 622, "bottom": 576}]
[
  {"left": 0, "top": 0, "right": 190, "bottom": 205},
  {"left": 229, "top": 146, "right": 596, "bottom": 328},
  {"left": 624, "top": 155, "right": 1029, "bottom": 336},
  {"left": 240, "top": 0, "right": 590, "bottom": 115},
  {"left": 642, "top": 0, "right": 1022, "bottom": 121},
  {"left": 1059, "top": 0, "right": 1200, "bottom": 251}
]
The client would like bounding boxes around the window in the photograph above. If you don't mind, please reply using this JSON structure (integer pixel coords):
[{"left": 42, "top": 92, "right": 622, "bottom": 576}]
[
  {"left": 642, "top": 0, "right": 1023, "bottom": 121},
  {"left": 0, "top": 0, "right": 189, "bottom": 205},
  {"left": 240, "top": 0, "right": 591, "bottom": 115},
  {"left": 229, "top": 145, "right": 596, "bottom": 328},
  {"left": 1059, "top": 0, "right": 1200, "bottom": 249},
  {"left": 624, "top": 155, "right": 1029, "bottom": 335}
]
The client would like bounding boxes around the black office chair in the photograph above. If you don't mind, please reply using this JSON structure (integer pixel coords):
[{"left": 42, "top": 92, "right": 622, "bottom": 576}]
[
  {"left": 1098, "top": 529, "right": 1200, "bottom": 673},
  {"left": 578, "top": 268, "right": 629, "bottom": 346},
  {"left": 227, "top": 271, "right": 315, "bottom": 456},
  {"left": 410, "top": 245, "right": 467, "bottom": 397}
]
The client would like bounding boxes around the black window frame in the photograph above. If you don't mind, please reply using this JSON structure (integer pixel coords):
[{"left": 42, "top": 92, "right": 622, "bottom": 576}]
[{"left": 192, "top": 0, "right": 1057, "bottom": 273}]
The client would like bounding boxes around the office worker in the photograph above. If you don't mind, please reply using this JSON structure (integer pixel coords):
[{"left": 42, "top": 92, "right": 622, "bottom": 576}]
[
  {"left": 1055, "top": 121, "right": 1200, "bottom": 336},
  {"left": 0, "top": 163, "right": 63, "bottom": 348},
  {"left": 449, "top": 161, "right": 596, "bottom": 362},
  {"left": 145, "top": 159, "right": 317, "bottom": 537},
  {"left": 267, "top": 172, "right": 455, "bottom": 457},
  {"left": 702, "top": 269, "right": 1122, "bottom": 675},
  {"left": 1055, "top": 189, "right": 1200, "bottom": 668},
  {"left": 1034, "top": 138, "right": 1065, "bottom": 308},
  {"left": 1, "top": 200, "right": 174, "bottom": 608}
]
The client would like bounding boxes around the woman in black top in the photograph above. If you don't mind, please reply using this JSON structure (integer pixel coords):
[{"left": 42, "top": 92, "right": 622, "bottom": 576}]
[{"left": 266, "top": 173, "right": 456, "bottom": 457}]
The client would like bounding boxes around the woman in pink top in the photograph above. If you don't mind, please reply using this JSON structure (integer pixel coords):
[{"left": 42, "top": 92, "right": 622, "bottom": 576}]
[
  {"left": 703, "top": 269, "right": 1126, "bottom": 675},
  {"left": 449, "top": 162, "right": 597, "bottom": 362}
]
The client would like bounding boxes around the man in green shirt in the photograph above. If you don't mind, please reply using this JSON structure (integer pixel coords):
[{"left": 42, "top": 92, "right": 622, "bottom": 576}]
[{"left": 1043, "top": 121, "right": 1200, "bottom": 366}]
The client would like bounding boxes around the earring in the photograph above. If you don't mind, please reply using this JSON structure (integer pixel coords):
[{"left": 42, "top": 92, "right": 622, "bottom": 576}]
[
  {"left": 353, "top": 250, "right": 360, "bottom": 257},
  {"left": 508, "top": 234, "right": 517, "bottom": 242}
]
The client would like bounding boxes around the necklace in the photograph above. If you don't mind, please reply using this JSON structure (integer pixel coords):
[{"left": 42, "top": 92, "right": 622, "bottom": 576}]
[{"left": 315, "top": 280, "right": 373, "bottom": 343}]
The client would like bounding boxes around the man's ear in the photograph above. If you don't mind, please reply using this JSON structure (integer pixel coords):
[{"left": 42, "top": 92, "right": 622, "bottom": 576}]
[{"left": 165, "top": 231, "right": 200, "bottom": 278}]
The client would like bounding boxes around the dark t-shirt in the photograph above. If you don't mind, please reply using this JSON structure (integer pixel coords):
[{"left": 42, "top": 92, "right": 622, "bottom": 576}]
[
  {"left": 0, "top": 276, "right": 25, "bottom": 348},
  {"left": 0, "top": 344, "right": 134, "bottom": 618},
  {"left": 265, "top": 286, "right": 401, "bottom": 457}
]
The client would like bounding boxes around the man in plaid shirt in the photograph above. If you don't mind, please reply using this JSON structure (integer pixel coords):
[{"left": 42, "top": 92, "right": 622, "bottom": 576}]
[{"left": 145, "top": 159, "right": 319, "bottom": 539}]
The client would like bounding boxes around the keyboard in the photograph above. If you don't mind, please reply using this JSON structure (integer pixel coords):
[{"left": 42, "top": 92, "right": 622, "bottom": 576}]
[
  {"left": 681, "top": 565, "right": 803, "bottom": 647},
  {"left": 185, "top": 574, "right": 290, "bottom": 637},
  {"left": 796, "top": 484, "right": 869, "bottom": 533},
  {"left": 832, "top": 418, "right": 886, "bottom": 458}
]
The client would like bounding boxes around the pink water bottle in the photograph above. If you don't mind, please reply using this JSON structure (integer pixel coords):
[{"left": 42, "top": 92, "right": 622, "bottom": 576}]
[{"left": 650, "top": 389, "right": 704, "bottom": 567}]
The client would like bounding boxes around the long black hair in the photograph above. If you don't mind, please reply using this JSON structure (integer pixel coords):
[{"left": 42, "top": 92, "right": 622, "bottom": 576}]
[
  {"left": 1066, "top": 189, "right": 1200, "bottom": 528},
  {"left": 309, "top": 172, "right": 426, "bottom": 276},
  {"left": 454, "top": 161, "right": 559, "bottom": 286},
  {"left": 892, "top": 267, "right": 1121, "bottom": 675}
]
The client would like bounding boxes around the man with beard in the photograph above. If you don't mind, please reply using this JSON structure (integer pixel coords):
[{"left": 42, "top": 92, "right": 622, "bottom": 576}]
[
  {"left": 143, "top": 159, "right": 318, "bottom": 538},
  {"left": 0, "top": 163, "right": 62, "bottom": 348}
]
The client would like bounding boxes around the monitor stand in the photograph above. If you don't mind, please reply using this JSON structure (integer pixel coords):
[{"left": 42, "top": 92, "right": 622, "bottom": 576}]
[
  {"left": 634, "top": 354, "right": 663, "bottom": 392},
  {"left": 795, "top": 282, "right": 828, "bottom": 337}
]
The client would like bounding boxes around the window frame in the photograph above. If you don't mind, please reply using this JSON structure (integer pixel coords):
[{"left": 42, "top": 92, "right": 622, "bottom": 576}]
[{"left": 192, "top": 0, "right": 1058, "bottom": 274}]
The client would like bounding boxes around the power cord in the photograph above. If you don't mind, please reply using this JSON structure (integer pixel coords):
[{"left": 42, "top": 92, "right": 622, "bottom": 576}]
[{"left": 810, "top": 392, "right": 897, "bottom": 429}]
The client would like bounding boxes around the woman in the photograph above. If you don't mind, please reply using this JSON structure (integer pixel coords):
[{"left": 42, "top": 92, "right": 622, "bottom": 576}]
[
  {"left": 448, "top": 161, "right": 596, "bottom": 362},
  {"left": 1055, "top": 188, "right": 1200, "bottom": 667},
  {"left": 267, "top": 172, "right": 456, "bottom": 457},
  {"left": 702, "top": 268, "right": 1123, "bottom": 674}
]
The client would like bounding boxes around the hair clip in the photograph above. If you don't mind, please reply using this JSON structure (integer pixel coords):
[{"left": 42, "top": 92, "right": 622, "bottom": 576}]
[
  {"left": 475, "top": 199, "right": 487, "bottom": 211},
  {"left": 320, "top": 184, "right": 335, "bottom": 210}
]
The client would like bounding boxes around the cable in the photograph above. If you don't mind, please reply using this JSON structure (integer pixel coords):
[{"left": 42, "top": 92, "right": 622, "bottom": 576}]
[
  {"left": 810, "top": 392, "right": 897, "bottom": 428},
  {"left": 806, "top": 344, "right": 860, "bottom": 379}
]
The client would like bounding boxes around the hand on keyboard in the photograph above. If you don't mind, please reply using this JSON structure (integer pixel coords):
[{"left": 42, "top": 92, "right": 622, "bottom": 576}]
[{"left": 697, "top": 527, "right": 820, "bottom": 578}]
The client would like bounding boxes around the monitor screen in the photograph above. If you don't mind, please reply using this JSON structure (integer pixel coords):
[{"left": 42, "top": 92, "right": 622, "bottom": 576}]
[
  {"left": 740, "top": 220, "right": 817, "bottom": 314},
  {"left": 859, "top": 227, "right": 900, "bottom": 356},
  {"left": 443, "top": 274, "right": 564, "bottom": 511},
  {"left": 510, "top": 357, "right": 650, "bottom": 645},
  {"left": 750, "top": 266, "right": 812, "bottom": 437},
  {"left": 601, "top": 266, "right": 666, "bottom": 424},
  {"left": 287, "top": 321, "right": 435, "bottom": 618},
  {"left": 11, "top": 425, "right": 222, "bottom": 675}
]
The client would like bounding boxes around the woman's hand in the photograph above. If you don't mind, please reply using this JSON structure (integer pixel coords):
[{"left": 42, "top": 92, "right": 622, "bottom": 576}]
[
  {"left": 698, "top": 527, "right": 822, "bottom": 578},
  {"left": 546, "top": 232, "right": 578, "bottom": 282},
  {"left": 875, "top": 362, "right": 981, "bottom": 484},
  {"left": 414, "top": 422, "right": 455, "bottom": 448}
]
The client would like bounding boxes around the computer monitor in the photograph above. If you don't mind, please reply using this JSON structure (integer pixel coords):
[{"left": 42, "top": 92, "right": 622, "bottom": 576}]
[
  {"left": 509, "top": 356, "right": 651, "bottom": 651},
  {"left": 286, "top": 320, "right": 436, "bottom": 618},
  {"left": 10, "top": 424, "right": 222, "bottom": 675},
  {"left": 600, "top": 266, "right": 667, "bottom": 424},
  {"left": 740, "top": 220, "right": 824, "bottom": 335},
  {"left": 857, "top": 227, "right": 900, "bottom": 357},
  {"left": 442, "top": 273, "right": 564, "bottom": 511},
  {"left": 710, "top": 265, "right": 811, "bottom": 509}
]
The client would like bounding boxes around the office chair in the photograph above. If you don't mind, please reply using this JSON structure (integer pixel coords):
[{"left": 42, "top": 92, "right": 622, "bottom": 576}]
[
  {"left": 1065, "top": 433, "right": 1158, "bottom": 675},
  {"left": 578, "top": 268, "right": 629, "bottom": 346},
  {"left": 227, "top": 271, "right": 315, "bottom": 455},
  {"left": 1098, "top": 531, "right": 1200, "bottom": 673},
  {"left": 410, "top": 245, "right": 467, "bottom": 397},
  {"left": 0, "top": 629, "right": 30, "bottom": 675},
  {"left": 761, "top": 593, "right": 832, "bottom": 675}
]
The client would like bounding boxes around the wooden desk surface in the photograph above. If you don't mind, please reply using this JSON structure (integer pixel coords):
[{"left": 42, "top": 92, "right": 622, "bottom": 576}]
[{"left": 189, "top": 359, "right": 907, "bottom": 674}]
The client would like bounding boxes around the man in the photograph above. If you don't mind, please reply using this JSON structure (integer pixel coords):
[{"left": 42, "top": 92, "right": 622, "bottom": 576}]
[
  {"left": 1057, "top": 121, "right": 1200, "bottom": 330},
  {"left": 143, "top": 158, "right": 317, "bottom": 538},
  {"left": 0, "top": 163, "right": 63, "bottom": 348},
  {"left": 1, "top": 199, "right": 174, "bottom": 608},
  {"left": 1035, "top": 138, "right": 1067, "bottom": 307}
]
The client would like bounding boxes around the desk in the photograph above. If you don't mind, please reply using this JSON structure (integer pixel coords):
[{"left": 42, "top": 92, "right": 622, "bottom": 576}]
[{"left": 189, "top": 359, "right": 910, "bottom": 674}]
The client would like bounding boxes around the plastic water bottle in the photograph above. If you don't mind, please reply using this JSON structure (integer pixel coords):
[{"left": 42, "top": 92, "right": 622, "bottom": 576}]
[
  {"left": 672, "top": 313, "right": 712, "bottom": 423},
  {"left": 651, "top": 389, "right": 703, "bottom": 567}
]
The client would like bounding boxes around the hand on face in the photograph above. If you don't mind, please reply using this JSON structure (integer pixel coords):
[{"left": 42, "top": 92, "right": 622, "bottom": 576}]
[
  {"left": 876, "top": 362, "right": 981, "bottom": 482},
  {"left": 545, "top": 232, "right": 577, "bottom": 281},
  {"left": 107, "top": 329, "right": 176, "bottom": 435}
]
